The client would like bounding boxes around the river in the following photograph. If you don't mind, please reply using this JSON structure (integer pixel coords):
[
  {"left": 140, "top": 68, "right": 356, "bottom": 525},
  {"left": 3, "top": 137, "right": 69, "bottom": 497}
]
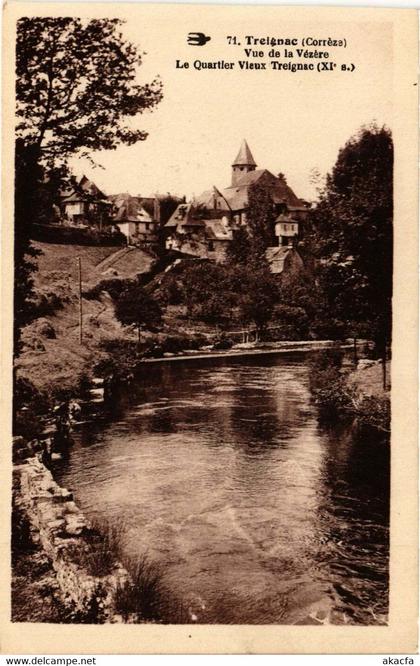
[{"left": 54, "top": 353, "right": 389, "bottom": 625}]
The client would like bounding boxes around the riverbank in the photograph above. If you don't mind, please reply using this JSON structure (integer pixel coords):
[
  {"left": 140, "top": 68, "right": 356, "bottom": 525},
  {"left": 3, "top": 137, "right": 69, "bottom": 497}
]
[
  {"left": 310, "top": 353, "right": 391, "bottom": 435},
  {"left": 139, "top": 339, "right": 359, "bottom": 364},
  {"left": 13, "top": 454, "right": 190, "bottom": 623}
]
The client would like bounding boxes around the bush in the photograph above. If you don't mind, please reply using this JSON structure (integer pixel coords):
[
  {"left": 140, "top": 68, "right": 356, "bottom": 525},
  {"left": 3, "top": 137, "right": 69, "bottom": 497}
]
[
  {"left": 356, "top": 395, "right": 391, "bottom": 434},
  {"left": 213, "top": 335, "right": 233, "bottom": 350},
  {"left": 271, "top": 305, "right": 310, "bottom": 340},
  {"left": 13, "top": 407, "right": 45, "bottom": 441},
  {"left": 309, "top": 349, "right": 390, "bottom": 434},
  {"left": 308, "top": 349, "right": 354, "bottom": 420},
  {"left": 114, "top": 552, "right": 190, "bottom": 623},
  {"left": 160, "top": 334, "right": 208, "bottom": 354},
  {"left": 27, "top": 290, "right": 67, "bottom": 319},
  {"left": 12, "top": 503, "right": 34, "bottom": 558},
  {"left": 97, "top": 338, "right": 141, "bottom": 381},
  {"left": 83, "top": 278, "right": 126, "bottom": 301},
  {"left": 115, "top": 555, "right": 171, "bottom": 622},
  {"left": 66, "top": 521, "right": 127, "bottom": 577},
  {"left": 83, "top": 519, "right": 189, "bottom": 623},
  {"left": 31, "top": 223, "right": 125, "bottom": 246},
  {"left": 310, "top": 317, "right": 349, "bottom": 340},
  {"left": 13, "top": 376, "right": 50, "bottom": 440}
]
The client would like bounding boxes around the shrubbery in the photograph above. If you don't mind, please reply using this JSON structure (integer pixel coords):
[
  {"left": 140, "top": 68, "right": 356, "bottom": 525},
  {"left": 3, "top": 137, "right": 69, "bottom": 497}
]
[
  {"left": 13, "top": 376, "right": 50, "bottom": 440},
  {"left": 83, "top": 278, "right": 126, "bottom": 301},
  {"left": 309, "top": 348, "right": 354, "bottom": 420},
  {"left": 309, "top": 349, "right": 390, "bottom": 434}
]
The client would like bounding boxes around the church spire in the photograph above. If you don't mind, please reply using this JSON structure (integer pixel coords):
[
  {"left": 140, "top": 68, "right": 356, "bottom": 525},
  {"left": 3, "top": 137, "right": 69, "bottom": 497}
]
[
  {"left": 232, "top": 139, "right": 257, "bottom": 168},
  {"left": 231, "top": 139, "right": 257, "bottom": 185}
]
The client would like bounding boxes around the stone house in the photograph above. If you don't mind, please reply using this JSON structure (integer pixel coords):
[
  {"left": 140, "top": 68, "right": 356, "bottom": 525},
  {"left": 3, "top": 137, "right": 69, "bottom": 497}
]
[
  {"left": 60, "top": 176, "right": 113, "bottom": 229},
  {"left": 164, "top": 194, "right": 233, "bottom": 263},
  {"left": 108, "top": 194, "right": 160, "bottom": 246}
]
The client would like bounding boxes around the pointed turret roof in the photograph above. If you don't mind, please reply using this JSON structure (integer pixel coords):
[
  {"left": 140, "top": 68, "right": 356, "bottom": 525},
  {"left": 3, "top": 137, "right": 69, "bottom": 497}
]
[{"left": 232, "top": 139, "right": 257, "bottom": 167}]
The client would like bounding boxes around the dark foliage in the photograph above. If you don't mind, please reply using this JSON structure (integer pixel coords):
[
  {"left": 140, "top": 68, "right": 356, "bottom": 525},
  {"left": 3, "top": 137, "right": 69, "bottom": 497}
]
[
  {"left": 114, "top": 282, "right": 162, "bottom": 339},
  {"left": 13, "top": 376, "right": 50, "bottom": 439},
  {"left": 308, "top": 349, "right": 390, "bottom": 433},
  {"left": 16, "top": 17, "right": 162, "bottom": 161},
  {"left": 226, "top": 226, "right": 253, "bottom": 265},
  {"left": 14, "top": 141, "right": 43, "bottom": 355},
  {"left": 83, "top": 278, "right": 126, "bottom": 301},
  {"left": 12, "top": 503, "right": 35, "bottom": 558},
  {"left": 31, "top": 223, "right": 126, "bottom": 246},
  {"left": 158, "top": 195, "right": 184, "bottom": 226},
  {"left": 246, "top": 182, "right": 277, "bottom": 256},
  {"left": 153, "top": 259, "right": 281, "bottom": 330},
  {"left": 306, "top": 124, "right": 393, "bottom": 349}
]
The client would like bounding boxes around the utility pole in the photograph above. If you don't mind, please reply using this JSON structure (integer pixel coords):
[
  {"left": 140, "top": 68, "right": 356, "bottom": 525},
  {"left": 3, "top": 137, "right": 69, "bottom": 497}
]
[{"left": 77, "top": 257, "right": 83, "bottom": 344}]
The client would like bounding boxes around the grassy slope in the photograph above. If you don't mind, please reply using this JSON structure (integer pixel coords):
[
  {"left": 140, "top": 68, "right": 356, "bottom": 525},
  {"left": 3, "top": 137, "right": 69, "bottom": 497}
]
[{"left": 16, "top": 242, "right": 154, "bottom": 394}]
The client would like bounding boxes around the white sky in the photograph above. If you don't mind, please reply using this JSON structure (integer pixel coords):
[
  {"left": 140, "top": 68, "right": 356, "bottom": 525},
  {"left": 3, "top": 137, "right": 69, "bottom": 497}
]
[{"left": 69, "top": 7, "right": 393, "bottom": 202}]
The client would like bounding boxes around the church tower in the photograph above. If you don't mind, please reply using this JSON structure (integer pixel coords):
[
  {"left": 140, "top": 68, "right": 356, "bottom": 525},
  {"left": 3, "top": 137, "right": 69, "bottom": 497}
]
[{"left": 231, "top": 139, "right": 257, "bottom": 186}]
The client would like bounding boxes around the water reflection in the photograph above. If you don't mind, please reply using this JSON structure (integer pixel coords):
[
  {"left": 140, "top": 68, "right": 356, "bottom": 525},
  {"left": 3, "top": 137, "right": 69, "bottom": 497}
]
[{"left": 54, "top": 354, "right": 389, "bottom": 624}]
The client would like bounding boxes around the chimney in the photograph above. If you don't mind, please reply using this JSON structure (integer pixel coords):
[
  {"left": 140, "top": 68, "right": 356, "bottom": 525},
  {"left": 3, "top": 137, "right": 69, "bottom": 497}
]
[{"left": 154, "top": 195, "right": 160, "bottom": 224}]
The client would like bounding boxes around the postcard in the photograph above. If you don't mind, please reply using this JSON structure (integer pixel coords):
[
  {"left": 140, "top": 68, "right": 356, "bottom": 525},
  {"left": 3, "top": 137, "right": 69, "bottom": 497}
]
[{"left": 1, "top": 2, "right": 418, "bottom": 655}]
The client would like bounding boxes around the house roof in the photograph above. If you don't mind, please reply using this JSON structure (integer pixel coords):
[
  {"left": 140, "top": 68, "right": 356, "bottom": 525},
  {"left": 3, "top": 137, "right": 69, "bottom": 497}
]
[
  {"left": 79, "top": 175, "right": 107, "bottom": 200},
  {"left": 60, "top": 175, "right": 108, "bottom": 204},
  {"left": 165, "top": 203, "right": 207, "bottom": 228},
  {"left": 275, "top": 213, "right": 299, "bottom": 223},
  {"left": 222, "top": 169, "right": 304, "bottom": 211},
  {"left": 111, "top": 194, "right": 153, "bottom": 223},
  {"left": 205, "top": 219, "right": 233, "bottom": 241},
  {"left": 61, "top": 191, "right": 85, "bottom": 204},
  {"left": 232, "top": 139, "right": 257, "bottom": 167},
  {"left": 266, "top": 246, "right": 292, "bottom": 274},
  {"left": 266, "top": 246, "right": 303, "bottom": 274},
  {"left": 194, "top": 187, "right": 231, "bottom": 212}
]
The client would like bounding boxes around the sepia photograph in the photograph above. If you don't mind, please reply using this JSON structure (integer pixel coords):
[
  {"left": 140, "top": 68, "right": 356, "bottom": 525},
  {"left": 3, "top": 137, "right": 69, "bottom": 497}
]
[{"left": 2, "top": 1, "right": 418, "bottom": 654}]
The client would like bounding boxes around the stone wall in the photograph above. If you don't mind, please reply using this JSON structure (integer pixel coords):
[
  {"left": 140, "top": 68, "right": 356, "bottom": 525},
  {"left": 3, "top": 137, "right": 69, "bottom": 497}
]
[{"left": 14, "top": 455, "right": 131, "bottom": 622}]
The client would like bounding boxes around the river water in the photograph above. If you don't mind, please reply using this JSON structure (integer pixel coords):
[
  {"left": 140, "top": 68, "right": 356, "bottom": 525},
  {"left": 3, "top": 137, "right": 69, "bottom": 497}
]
[{"left": 54, "top": 354, "right": 389, "bottom": 624}]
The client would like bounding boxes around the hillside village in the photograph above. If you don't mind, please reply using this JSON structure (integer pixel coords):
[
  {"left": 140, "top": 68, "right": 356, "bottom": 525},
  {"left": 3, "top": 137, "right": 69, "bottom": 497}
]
[{"left": 34, "top": 140, "right": 310, "bottom": 277}]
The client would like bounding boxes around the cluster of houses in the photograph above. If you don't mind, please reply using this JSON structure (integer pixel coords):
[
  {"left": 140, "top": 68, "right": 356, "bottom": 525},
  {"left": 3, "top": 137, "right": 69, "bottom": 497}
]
[
  {"left": 164, "top": 140, "right": 309, "bottom": 273},
  {"left": 58, "top": 175, "right": 181, "bottom": 246},
  {"left": 56, "top": 140, "right": 310, "bottom": 274}
]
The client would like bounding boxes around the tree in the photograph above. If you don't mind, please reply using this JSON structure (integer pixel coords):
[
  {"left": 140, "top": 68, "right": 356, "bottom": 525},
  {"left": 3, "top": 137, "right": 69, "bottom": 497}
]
[
  {"left": 307, "top": 124, "right": 393, "bottom": 370},
  {"left": 16, "top": 17, "right": 163, "bottom": 161},
  {"left": 238, "top": 268, "right": 280, "bottom": 332},
  {"left": 226, "top": 226, "right": 253, "bottom": 265},
  {"left": 14, "top": 18, "right": 163, "bottom": 354},
  {"left": 246, "top": 183, "right": 276, "bottom": 257},
  {"left": 158, "top": 195, "right": 183, "bottom": 226},
  {"left": 114, "top": 283, "right": 162, "bottom": 343},
  {"left": 14, "top": 140, "right": 44, "bottom": 355}
]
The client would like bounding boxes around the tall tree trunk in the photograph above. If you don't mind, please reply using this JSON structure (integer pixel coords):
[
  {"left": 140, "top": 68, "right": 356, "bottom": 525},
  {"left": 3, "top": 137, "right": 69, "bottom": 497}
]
[{"left": 382, "top": 333, "right": 387, "bottom": 390}]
